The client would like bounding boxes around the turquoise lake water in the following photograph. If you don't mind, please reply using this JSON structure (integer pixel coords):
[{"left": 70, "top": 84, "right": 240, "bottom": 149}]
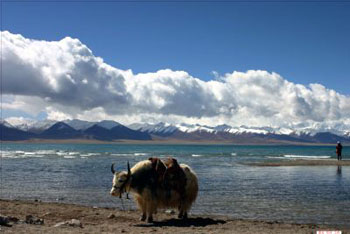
[{"left": 1, "top": 143, "right": 349, "bottom": 226}]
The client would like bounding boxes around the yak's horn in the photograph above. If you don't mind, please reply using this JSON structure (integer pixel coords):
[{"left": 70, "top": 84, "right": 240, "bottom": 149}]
[
  {"left": 111, "top": 163, "right": 116, "bottom": 174},
  {"left": 127, "top": 161, "right": 131, "bottom": 176}
]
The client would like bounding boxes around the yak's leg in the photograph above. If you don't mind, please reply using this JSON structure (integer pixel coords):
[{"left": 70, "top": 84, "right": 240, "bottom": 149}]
[
  {"left": 177, "top": 194, "right": 185, "bottom": 219},
  {"left": 147, "top": 200, "right": 158, "bottom": 223},
  {"left": 147, "top": 215, "right": 153, "bottom": 223},
  {"left": 135, "top": 196, "right": 146, "bottom": 221},
  {"left": 178, "top": 202, "right": 184, "bottom": 218},
  {"left": 179, "top": 202, "right": 189, "bottom": 219},
  {"left": 146, "top": 202, "right": 154, "bottom": 223},
  {"left": 178, "top": 210, "right": 188, "bottom": 219},
  {"left": 144, "top": 191, "right": 157, "bottom": 223}
]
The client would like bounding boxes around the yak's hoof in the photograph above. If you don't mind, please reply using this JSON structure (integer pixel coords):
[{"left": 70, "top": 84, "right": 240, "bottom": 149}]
[
  {"left": 182, "top": 213, "right": 188, "bottom": 220},
  {"left": 140, "top": 215, "right": 146, "bottom": 221},
  {"left": 178, "top": 213, "right": 183, "bottom": 219},
  {"left": 147, "top": 217, "right": 153, "bottom": 223}
]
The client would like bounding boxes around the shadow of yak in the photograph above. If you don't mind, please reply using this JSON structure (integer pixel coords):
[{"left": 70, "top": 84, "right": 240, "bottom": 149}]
[{"left": 134, "top": 217, "right": 226, "bottom": 227}]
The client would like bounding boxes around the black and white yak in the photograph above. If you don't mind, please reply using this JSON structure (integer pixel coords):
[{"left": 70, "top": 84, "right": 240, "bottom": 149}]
[{"left": 110, "top": 159, "right": 198, "bottom": 223}]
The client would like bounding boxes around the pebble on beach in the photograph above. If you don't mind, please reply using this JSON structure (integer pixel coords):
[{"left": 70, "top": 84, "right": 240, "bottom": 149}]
[
  {"left": 54, "top": 219, "right": 83, "bottom": 228},
  {"left": 0, "top": 215, "right": 18, "bottom": 227},
  {"left": 25, "top": 215, "right": 44, "bottom": 225}
]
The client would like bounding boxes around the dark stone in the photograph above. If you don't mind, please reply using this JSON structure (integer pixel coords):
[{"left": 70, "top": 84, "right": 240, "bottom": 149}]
[{"left": 25, "top": 215, "right": 44, "bottom": 225}]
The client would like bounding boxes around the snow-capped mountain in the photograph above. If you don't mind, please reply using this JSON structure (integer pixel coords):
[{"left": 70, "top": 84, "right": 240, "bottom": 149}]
[
  {"left": 0, "top": 120, "right": 36, "bottom": 141},
  {"left": 0, "top": 120, "right": 15, "bottom": 128},
  {"left": 130, "top": 123, "right": 293, "bottom": 136},
  {"left": 176, "top": 123, "right": 216, "bottom": 133},
  {"left": 2, "top": 118, "right": 350, "bottom": 143},
  {"left": 345, "top": 131, "right": 350, "bottom": 138},
  {"left": 128, "top": 121, "right": 350, "bottom": 143},
  {"left": 6, "top": 119, "right": 57, "bottom": 133},
  {"left": 129, "top": 122, "right": 178, "bottom": 136}
]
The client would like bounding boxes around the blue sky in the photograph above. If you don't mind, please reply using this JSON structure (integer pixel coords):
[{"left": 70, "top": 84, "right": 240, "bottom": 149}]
[{"left": 3, "top": 1, "right": 350, "bottom": 94}]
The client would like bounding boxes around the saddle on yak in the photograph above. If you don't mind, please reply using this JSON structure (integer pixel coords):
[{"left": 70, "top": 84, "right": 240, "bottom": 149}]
[
  {"left": 148, "top": 157, "right": 187, "bottom": 200},
  {"left": 148, "top": 157, "right": 167, "bottom": 185}
]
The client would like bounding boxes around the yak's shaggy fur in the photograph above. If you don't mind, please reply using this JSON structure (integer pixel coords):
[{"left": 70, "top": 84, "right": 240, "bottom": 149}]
[{"left": 110, "top": 160, "right": 198, "bottom": 223}]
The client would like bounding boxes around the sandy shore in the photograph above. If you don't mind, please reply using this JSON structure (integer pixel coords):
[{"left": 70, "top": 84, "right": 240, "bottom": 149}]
[
  {"left": 0, "top": 199, "right": 348, "bottom": 234},
  {"left": 245, "top": 159, "right": 350, "bottom": 167}
]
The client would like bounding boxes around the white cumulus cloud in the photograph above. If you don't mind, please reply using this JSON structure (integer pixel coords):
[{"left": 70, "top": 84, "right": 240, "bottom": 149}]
[{"left": 2, "top": 31, "right": 350, "bottom": 130}]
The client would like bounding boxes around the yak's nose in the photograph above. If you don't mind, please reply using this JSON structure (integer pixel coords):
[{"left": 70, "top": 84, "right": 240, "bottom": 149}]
[
  {"left": 110, "top": 188, "right": 116, "bottom": 195},
  {"left": 110, "top": 188, "right": 120, "bottom": 197}
]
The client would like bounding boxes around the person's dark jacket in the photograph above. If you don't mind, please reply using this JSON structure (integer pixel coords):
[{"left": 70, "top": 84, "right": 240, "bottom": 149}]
[{"left": 336, "top": 143, "right": 343, "bottom": 156}]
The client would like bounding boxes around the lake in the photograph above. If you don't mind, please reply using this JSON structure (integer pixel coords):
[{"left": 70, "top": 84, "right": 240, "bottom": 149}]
[{"left": 1, "top": 143, "right": 349, "bottom": 226}]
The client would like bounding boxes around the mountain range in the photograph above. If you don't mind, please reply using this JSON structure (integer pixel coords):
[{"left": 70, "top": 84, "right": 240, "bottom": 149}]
[{"left": 1, "top": 119, "right": 349, "bottom": 144}]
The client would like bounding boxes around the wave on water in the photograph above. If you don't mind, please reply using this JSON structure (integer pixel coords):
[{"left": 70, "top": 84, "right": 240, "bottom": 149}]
[
  {"left": 231, "top": 153, "right": 237, "bottom": 156},
  {"left": 110, "top": 153, "right": 134, "bottom": 157},
  {"left": 36, "top": 150, "right": 57, "bottom": 155},
  {"left": 63, "top": 155, "right": 76, "bottom": 159},
  {"left": 1, "top": 151, "right": 45, "bottom": 158},
  {"left": 192, "top": 154, "right": 202, "bottom": 157},
  {"left": 266, "top": 156, "right": 286, "bottom": 159},
  {"left": 79, "top": 153, "right": 101, "bottom": 157},
  {"left": 134, "top": 153, "right": 148, "bottom": 156},
  {"left": 283, "top": 155, "right": 331, "bottom": 159},
  {"left": 1, "top": 150, "right": 104, "bottom": 159}
]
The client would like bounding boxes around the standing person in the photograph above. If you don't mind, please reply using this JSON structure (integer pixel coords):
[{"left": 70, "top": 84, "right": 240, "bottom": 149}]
[{"left": 336, "top": 141, "right": 343, "bottom": 161}]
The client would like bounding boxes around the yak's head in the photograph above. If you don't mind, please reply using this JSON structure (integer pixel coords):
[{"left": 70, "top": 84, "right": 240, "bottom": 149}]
[{"left": 110, "top": 162, "right": 131, "bottom": 198}]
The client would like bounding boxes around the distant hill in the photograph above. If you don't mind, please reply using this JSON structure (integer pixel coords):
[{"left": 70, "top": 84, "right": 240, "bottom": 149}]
[
  {"left": 84, "top": 124, "right": 115, "bottom": 140},
  {"left": 39, "top": 122, "right": 83, "bottom": 139},
  {"left": 109, "top": 125, "right": 152, "bottom": 140},
  {"left": 0, "top": 123, "right": 36, "bottom": 141}
]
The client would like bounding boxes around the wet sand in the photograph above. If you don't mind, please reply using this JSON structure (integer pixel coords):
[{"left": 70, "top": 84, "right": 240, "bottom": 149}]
[
  {"left": 0, "top": 199, "right": 347, "bottom": 233},
  {"left": 245, "top": 159, "right": 350, "bottom": 167}
]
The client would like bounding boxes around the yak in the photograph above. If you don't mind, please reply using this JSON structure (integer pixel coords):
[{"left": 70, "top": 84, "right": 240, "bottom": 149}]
[{"left": 110, "top": 159, "right": 198, "bottom": 223}]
